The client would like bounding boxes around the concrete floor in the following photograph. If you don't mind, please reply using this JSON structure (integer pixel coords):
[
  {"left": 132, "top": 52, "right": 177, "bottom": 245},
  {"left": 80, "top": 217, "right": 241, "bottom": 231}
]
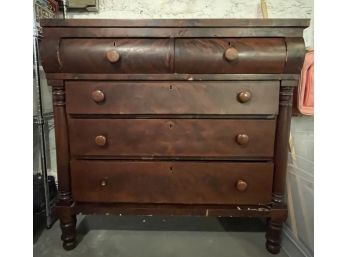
[{"left": 34, "top": 215, "right": 289, "bottom": 257}]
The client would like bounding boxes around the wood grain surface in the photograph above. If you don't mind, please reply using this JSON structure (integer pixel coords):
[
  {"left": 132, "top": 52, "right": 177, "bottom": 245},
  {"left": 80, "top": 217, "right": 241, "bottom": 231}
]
[
  {"left": 175, "top": 38, "right": 286, "bottom": 74},
  {"left": 59, "top": 38, "right": 173, "bottom": 73},
  {"left": 68, "top": 119, "right": 276, "bottom": 158},
  {"left": 66, "top": 81, "right": 279, "bottom": 115},
  {"left": 70, "top": 160, "right": 274, "bottom": 205}
]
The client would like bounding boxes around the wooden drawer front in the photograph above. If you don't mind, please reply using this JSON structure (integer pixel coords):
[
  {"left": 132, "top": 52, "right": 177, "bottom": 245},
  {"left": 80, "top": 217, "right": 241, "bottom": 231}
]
[
  {"left": 59, "top": 39, "right": 173, "bottom": 73},
  {"left": 69, "top": 119, "right": 276, "bottom": 157},
  {"left": 71, "top": 160, "right": 274, "bottom": 204},
  {"left": 66, "top": 81, "right": 279, "bottom": 115},
  {"left": 175, "top": 38, "right": 286, "bottom": 74}
]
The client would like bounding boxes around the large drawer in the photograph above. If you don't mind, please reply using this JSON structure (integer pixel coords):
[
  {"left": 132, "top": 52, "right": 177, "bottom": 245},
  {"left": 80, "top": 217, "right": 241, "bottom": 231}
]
[
  {"left": 66, "top": 81, "right": 279, "bottom": 115},
  {"left": 71, "top": 160, "right": 274, "bottom": 204},
  {"left": 59, "top": 38, "right": 173, "bottom": 73},
  {"left": 68, "top": 119, "right": 276, "bottom": 158},
  {"left": 175, "top": 38, "right": 286, "bottom": 74}
]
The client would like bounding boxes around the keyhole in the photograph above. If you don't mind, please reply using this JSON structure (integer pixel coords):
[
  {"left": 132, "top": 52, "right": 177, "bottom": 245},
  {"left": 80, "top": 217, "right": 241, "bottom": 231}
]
[
  {"left": 169, "top": 85, "right": 173, "bottom": 90},
  {"left": 169, "top": 123, "right": 173, "bottom": 129},
  {"left": 113, "top": 41, "right": 116, "bottom": 46},
  {"left": 169, "top": 166, "right": 174, "bottom": 172},
  {"left": 228, "top": 41, "right": 232, "bottom": 46}
]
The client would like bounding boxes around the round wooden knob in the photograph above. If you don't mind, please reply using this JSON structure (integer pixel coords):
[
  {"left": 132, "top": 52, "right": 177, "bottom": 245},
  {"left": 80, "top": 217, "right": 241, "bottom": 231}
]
[
  {"left": 237, "top": 91, "right": 252, "bottom": 103},
  {"left": 224, "top": 47, "right": 239, "bottom": 61},
  {"left": 100, "top": 179, "right": 108, "bottom": 187},
  {"left": 236, "top": 134, "right": 249, "bottom": 145},
  {"left": 91, "top": 89, "right": 105, "bottom": 103},
  {"left": 95, "top": 135, "right": 107, "bottom": 146},
  {"left": 106, "top": 49, "right": 120, "bottom": 63},
  {"left": 236, "top": 180, "right": 248, "bottom": 192}
]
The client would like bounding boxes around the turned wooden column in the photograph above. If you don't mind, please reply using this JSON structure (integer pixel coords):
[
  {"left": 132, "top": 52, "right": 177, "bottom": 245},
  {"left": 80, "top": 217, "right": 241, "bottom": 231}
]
[
  {"left": 50, "top": 80, "right": 77, "bottom": 250},
  {"left": 266, "top": 81, "right": 296, "bottom": 254}
]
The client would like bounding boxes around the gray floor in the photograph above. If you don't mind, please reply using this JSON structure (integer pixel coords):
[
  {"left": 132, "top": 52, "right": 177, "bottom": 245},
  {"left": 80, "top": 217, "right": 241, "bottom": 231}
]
[{"left": 34, "top": 215, "right": 289, "bottom": 257}]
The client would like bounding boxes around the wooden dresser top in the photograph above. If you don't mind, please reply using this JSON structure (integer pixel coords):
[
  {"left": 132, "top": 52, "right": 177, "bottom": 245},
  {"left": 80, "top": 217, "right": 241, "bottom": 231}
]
[{"left": 41, "top": 18, "right": 310, "bottom": 28}]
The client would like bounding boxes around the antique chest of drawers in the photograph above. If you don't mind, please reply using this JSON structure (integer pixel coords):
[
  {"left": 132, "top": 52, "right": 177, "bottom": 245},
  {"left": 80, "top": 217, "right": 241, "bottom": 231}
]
[{"left": 40, "top": 19, "right": 309, "bottom": 254}]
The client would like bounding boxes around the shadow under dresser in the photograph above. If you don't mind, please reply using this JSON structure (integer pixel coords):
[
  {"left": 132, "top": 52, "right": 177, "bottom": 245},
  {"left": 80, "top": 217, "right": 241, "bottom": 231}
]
[{"left": 39, "top": 18, "right": 309, "bottom": 254}]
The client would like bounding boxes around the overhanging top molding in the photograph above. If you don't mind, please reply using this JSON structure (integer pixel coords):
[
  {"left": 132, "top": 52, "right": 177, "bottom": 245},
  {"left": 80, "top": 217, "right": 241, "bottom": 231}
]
[{"left": 40, "top": 18, "right": 310, "bottom": 28}]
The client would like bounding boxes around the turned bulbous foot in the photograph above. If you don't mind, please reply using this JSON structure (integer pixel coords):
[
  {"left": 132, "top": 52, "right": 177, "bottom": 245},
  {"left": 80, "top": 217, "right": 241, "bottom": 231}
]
[
  {"left": 63, "top": 240, "right": 77, "bottom": 251},
  {"left": 265, "top": 217, "right": 283, "bottom": 255},
  {"left": 60, "top": 214, "right": 77, "bottom": 251},
  {"left": 266, "top": 240, "right": 281, "bottom": 254}
]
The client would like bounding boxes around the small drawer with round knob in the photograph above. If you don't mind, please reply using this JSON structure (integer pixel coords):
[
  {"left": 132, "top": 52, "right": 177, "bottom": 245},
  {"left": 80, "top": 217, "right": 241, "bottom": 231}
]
[
  {"left": 95, "top": 135, "right": 107, "bottom": 147},
  {"left": 236, "top": 134, "right": 249, "bottom": 146},
  {"left": 91, "top": 89, "right": 105, "bottom": 104},
  {"left": 58, "top": 38, "right": 173, "bottom": 73},
  {"left": 236, "top": 179, "right": 248, "bottom": 192},
  {"left": 175, "top": 38, "right": 286, "bottom": 74},
  {"left": 106, "top": 49, "right": 120, "bottom": 63},
  {"left": 100, "top": 178, "right": 108, "bottom": 187},
  {"left": 237, "top": 90, "right": 252, "bottom": 103},
  {"left": 224, "top": 47, "right": 239, "bottom": 61}
]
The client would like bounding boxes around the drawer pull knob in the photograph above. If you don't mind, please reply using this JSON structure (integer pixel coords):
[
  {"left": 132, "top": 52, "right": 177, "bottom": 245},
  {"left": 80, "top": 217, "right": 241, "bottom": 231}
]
[
  {"left": 95, "top": 135, "right": 107, "bottom": 146},
  {"left": 224, "top": 47, "right": 239, "bottom": 61},
  {"left": 92, "top": 90, "right": 105, "bottom": 103},
  {"left": 237, "top": 91, "right": 252, "bottom": 103},
  {"left": 106, "top": 49, "right": 120, "bottom": 63},
  {"left": 100, "top": 179, "right": 108, "bottom": 187},
  {"left": 236, "top": 180, "right": 248, "bottom": 192},
  {"left": 236, "top": 134, "right": 249, "bottom": 145}
]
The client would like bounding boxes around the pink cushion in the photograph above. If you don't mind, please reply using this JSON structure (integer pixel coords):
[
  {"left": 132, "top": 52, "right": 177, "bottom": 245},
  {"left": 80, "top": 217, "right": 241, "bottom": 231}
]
[{"left": 298, "top": 50, "right": 314, "bottom": 115}]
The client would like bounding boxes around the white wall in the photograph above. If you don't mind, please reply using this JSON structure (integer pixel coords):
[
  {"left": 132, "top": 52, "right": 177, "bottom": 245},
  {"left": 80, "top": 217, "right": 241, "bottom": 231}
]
[{"left": 67, "top": 0, "right": 313, "bottom": 48}]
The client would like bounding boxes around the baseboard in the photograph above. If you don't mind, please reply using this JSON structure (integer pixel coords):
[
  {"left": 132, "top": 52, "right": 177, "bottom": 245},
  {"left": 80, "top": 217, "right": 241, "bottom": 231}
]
[{"left": 281, "top": 224, "right": 313, "bottom": 257}]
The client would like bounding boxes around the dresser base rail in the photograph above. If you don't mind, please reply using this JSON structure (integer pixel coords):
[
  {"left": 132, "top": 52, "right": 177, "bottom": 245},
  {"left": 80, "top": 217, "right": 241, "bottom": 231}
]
[{"left": 54, "top": 203, "right": 287, "bottom": 253}]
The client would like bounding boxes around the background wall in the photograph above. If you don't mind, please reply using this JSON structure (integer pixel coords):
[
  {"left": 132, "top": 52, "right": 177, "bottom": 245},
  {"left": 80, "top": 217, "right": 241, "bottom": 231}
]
[
  {"left": 66, "top": 0, "right": 314, "bottom": 48},
  {"left": 63, "top": 1, "right": 314, "bottom": 256}
]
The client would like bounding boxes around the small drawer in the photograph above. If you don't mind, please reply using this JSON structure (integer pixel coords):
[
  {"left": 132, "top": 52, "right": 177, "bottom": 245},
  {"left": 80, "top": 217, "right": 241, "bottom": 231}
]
[
  {"left": 68, "top": 119, "right": 276, "bottom": 158},
  {"left": 66, "top": 81, "right": 279, "bottom": 115},
  {"left": 175, "top": 38, "right": 286, "bottom": 74},
  {"left": 71, "top": 160, "right": 274, "bottom": 205},
  {"left": 59, "top": 38, "right": 173, "bottom": 73}
]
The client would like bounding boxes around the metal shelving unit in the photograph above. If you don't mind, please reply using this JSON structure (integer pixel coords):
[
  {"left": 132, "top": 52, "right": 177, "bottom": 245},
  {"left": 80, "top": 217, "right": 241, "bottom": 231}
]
[{"left": 33, "top": 1, "right": 58, "bottom": 228}]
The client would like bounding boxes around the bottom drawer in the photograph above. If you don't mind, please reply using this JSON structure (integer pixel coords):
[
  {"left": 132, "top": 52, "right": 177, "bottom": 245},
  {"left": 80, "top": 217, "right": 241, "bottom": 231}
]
[{"left": 71, "top": 160, "right": 274, "bottom": 205}]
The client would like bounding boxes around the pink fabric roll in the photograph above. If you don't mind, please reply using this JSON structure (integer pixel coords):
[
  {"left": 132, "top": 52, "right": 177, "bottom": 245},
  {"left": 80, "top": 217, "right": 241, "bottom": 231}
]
[{"left": 297, "top": 50, "right": 314, "bottom": 115}]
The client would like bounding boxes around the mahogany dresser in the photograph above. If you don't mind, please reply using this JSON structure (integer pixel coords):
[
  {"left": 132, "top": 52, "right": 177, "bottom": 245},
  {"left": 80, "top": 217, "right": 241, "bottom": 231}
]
[{"left": 39, "top": 19, "right": 309, "bottom": 254}]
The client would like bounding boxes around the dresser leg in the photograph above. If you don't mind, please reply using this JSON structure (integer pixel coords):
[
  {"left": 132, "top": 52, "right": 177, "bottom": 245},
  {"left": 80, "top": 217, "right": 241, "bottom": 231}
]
[
  {"left": 60, "top": 214, "right": 77, "bottom": 250},
  {"left": 265, "top": 218, "right": 283, "bottom": 254}
]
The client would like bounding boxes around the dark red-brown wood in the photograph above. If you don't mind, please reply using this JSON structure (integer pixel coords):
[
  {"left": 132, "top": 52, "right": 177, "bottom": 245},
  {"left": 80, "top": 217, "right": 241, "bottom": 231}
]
[
  {"left": 66, "top": 81, "right": 279, "bottom": 115},
  {"left": 175, "top": 38, "right": 286, "bottom": 74},
  {"left": 39, "top": 18, "right": 309, "bottom": 254},
  {"left": 49, "top": 81, "right": 77, "bottom": 250},
  {"left": 59, "top": 38, "right": 174, "bottom": 73},
  {"left": 71, "top": 160, "right": 274, "bottom": 205},
  {"left": 68, "top": 119, "right": 276, "bottom": 158}
]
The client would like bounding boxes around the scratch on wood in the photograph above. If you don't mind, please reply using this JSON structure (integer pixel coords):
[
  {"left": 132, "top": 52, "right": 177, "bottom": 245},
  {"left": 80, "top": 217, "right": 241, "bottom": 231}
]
[{"left": 247, "top": 207, "right": 270, "bottom": 212}]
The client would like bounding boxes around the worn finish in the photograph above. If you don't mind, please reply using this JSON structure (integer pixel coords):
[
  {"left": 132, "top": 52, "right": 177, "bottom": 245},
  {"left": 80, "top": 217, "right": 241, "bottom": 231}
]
[
  {"left": 66, "top": 81, "right": 280, "bottom": 115},
  {"left": 39, "top": 19, "right": 309, "bottom": 254}
]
